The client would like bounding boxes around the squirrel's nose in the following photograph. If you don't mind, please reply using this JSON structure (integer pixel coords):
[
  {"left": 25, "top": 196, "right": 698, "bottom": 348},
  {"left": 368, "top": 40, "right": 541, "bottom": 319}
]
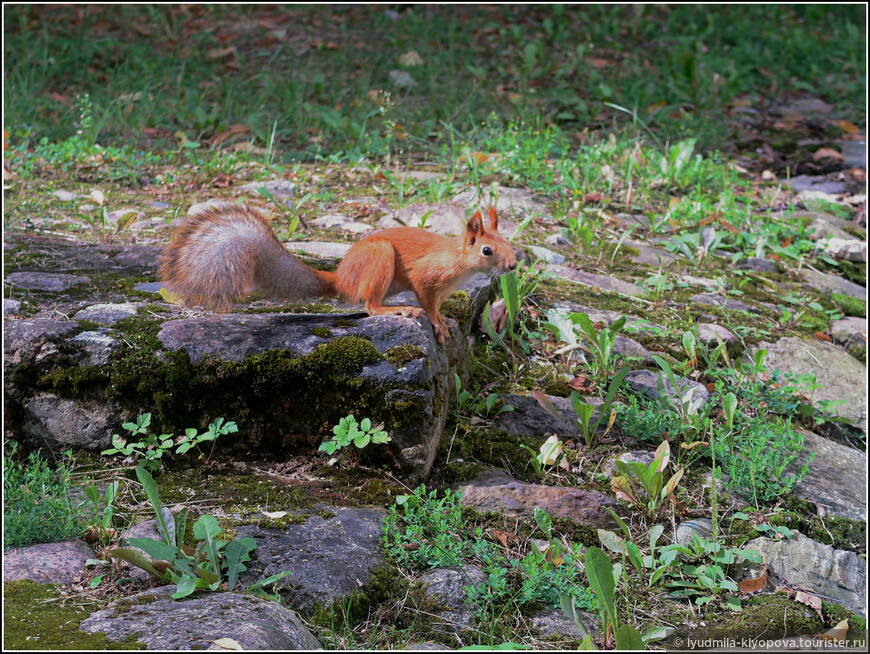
[{"left": 508, "top": 262, "right": 517, "bottom": 271}]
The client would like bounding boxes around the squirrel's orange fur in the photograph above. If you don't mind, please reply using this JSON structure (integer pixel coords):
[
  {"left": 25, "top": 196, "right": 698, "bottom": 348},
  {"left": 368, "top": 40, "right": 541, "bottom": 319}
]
[{"left": 159, "top": 202, "right": 517, "bottom": 343}]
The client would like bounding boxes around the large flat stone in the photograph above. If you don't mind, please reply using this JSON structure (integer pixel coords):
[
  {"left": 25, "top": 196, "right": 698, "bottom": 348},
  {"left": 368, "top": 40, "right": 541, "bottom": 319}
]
[
  {"left": 549, "top": 266, "right": 643, "bottom": 296},
  {"left": 793, "top": 430, "right": 866, "bottom": 521},
  {"left": 237, "top": 508, "right": 386, "bottom": 615},
  {"left": 79, "top": 586, "right": 320, "bottom": 649},
  {"left": 752, "top": 337, "right": 866, "bottom": 432},
  {"left": 801, "top": 268, "right": 866, "bottom": 300}
]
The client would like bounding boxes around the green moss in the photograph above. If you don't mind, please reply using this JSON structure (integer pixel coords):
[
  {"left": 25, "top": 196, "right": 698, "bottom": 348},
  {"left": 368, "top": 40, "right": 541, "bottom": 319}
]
[
  {"left": 3, "top": 580, "right": 145, "bottom": 649},
  {"left": 831, "top": 293, "right": 866, "bottom": 318},
  {"left": 440, "top": 290, "right": 473, "bottom": 324},
  {"left": 777, "top": 498, "right": 866, "bottom": 553},
  {"left": 309, "top": 326, "right": 333, "bottom": 338},
  {"left": 332, "top": 319, "right": 357, "bottom": 328},
  {"left": 384, "top": 344, "right": 425, "bottom": 368},
  {"left": 309, "top": 564, "right": 409, "bottom": 626},
  {"left": 154, "top": 468, "right": 310, "bottom": 510},
  {"left": 244, "top": 302, "right": 338, "bottom": 314},
  {"left": 75, "top": 319, "right": 101, "bottom": 331}
]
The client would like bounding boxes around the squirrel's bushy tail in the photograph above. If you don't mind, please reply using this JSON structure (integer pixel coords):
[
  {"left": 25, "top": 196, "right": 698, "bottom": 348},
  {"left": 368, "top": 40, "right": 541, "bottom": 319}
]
[{"left": 160, "top": 202, "right": 336, "bottom": 310}]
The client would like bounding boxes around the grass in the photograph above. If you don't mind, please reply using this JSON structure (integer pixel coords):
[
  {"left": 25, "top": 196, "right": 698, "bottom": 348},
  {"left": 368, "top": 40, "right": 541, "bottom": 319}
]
[
  {"left": 4, "top": 5, "right": 864, "bottom": 159},
  {"left": 3, "top": 443, "right": 86, "bottom": 549}
]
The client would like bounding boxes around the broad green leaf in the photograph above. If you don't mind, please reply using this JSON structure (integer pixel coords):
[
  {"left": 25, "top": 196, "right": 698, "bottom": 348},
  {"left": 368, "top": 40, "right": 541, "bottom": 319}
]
[
  {"left": 109, "top": 547, "right": 165, "bottom": 579},
  {"left": 534, "top": 507, "right": 552, "bottom": 536},
  {"left": 615, "top": 624, "right": 645, "bottom": 650},
  {"left": 193, "top": 514, "right": 224, "bottom": 574},
  {"left": 134, "top": 465, "right": 170, "bottom": 546},
  {"left": 225, "top": 537, "right": 257, "bottom": 591}
]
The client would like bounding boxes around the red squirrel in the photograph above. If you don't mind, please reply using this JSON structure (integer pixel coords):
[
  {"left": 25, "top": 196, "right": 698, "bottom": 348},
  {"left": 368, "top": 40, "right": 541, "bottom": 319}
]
[{"left": 159, "top": 202, "right": 518, "bottom": 344}]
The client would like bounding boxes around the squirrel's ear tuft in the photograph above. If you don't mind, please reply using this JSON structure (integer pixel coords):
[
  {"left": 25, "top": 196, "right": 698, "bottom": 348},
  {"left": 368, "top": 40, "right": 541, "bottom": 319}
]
[
  {"left": 487, "top": 206, "right": 498, "bottom": 230},
  {"left": 465, "top": 210, "right": 484, "bottom": 245}
]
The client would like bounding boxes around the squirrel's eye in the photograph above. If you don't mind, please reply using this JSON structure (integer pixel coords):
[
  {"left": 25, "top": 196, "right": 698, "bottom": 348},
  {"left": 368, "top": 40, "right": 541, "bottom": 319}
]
[{"left": 482, "top": 246, "right": 493, "bottom": 256}]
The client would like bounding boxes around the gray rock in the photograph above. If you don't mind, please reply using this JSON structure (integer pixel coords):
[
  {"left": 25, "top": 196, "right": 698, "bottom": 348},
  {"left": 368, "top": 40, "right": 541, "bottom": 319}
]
[
  {"left": 530, "top": 607, "right": 599, "bottom": 641},
  {"left": 406, "top": 643, "right": 446, "bottom": 651},
  {"left": 452, "top": 185, "right": 548, "bottom": 218},
  {"left": 19, "top": 394, "right": 117, "bottom": 450},
  {"left": 239, "top": 179, "right": 296, "bottom": 198},
  {"left": 788, "top": 175, "right": 847, "bottom": 194},
  {"left": 418, "top": 565, "right": 486, "bottom": 631},
  {"left": 133, "top": 281, "right": 163, "bottom": 293},
  {"left": 4, "top": 298, "right": 21, "bottom": 315},
  {"left": 286, "top": 241, "right": 353, "bottom": 259},
  {"left": 68, "top": 329, "right": 118, "bottom": 366},
  {"left": 735, "top": 257, "right": 780, "bottom": 273},
  {"left": 792, "top": 429, "right": 866, "bottom": 521},
  {"left": 552, "top": 302, "right": 666, "bottom": 334},
  {"left": 624, "top": 239, "right": 678, "bottom": 266},
  {"left": 237, "top": 508, "right": 386, "bottom": 615},
  {"left": 388, "top": 69, "right": 417, "bottom": 88},
  {"left": 837, "top": 140, "right": 866, "bottom": 169},
  {"left": 311, "top": 213, "right": 354, "bottom": 229},
  {"left": 150, "top": 201, "right": 173, "bottom": 210},
  {"left": 494, "top": 393, "right": 590, "bottom": 439},
  {"left": 800, "top": 268, "right": 866, "bottom": 300},
  {"left": 529, "top": 245, "right": 566, "bottom": 265},
  {"left": 4, "top": 319, "right": 80, "bottom": 366},
  {"left": 549, "top": 265, "right": 643, "bottom": 297},
  {"left": 800, "top": 212, "right": 859, "bottom": 242},
  {"left": 752, "top": 337, "right": 866, "bottom": 432},
  {"left": 52, "top": 189, "right": 77, "bottom": 201},
  {"left": 830, "top": 317, "right": 867, "bottom": 351},
  {"left": 770, "top": 97, "right": 833, "bottom": 117},
  {"left": 674, "top": 518, "right": 714, "bottom": 547},
  {"left": 697, "top": 323, "right": 739, "bottom": 346},
  {"left": 817, "top": 238, "right": 867, "bottom": 263},
  {"left": 678, "top": 275, "right": 723, "bottom": 290},
  {"left": 613, "top": 335, "right": 653, "bottom": 363},
  {"left": 3, "top": 539, "right": 95, "bottom": 584},
  {"left": 624, "top": 369, "right": 710, "bottom": 411},
  {"left": 79, "top": 586, "right": 320, "bottom": 649},
  {"left": 545, "top": 233, "right": 571, "bottom": 247},
  {"left": 690, "top": 293, "right": 758, "bottom": 313},
  {"left": 74, "top": 302, "right": 139, "bottom": 325},
  {"left": 378, "top": 203, "right": 466, "bottom": 235},
  {"left": 6, "top": 272, "right": 91, "bottom": 292},
  {"left": 457, "top": 479, "right": 626, "bottom": 528},
  {"left": 738, "top": 532, "right": 866, "bottom": 617}
]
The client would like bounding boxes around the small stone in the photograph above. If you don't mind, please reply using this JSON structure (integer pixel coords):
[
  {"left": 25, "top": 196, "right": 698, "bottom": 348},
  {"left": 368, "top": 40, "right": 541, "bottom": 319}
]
[
  {"left": 418, "top": 565, "right": 486, "bottom": 631},
  {"left": 388, "top": 69, "right": 417, "bottom": 88},
  {"left": 287, "top": 241, "right": 353, "bottom": 259},
  {"left": 675, "top": 518, "right": 714, "bottom": 546},
  {"left": 311, "top": 213, "right": 353, "bottom": 229},
  {"left": 106, "top": 207, "right": 145, "bottom": 225},
  {"left": 6, "top": 272, "right": 91, "bottom": 292},
  {"left": 549, "top": 266, "right": 643, "bottom": 297},
  {"left": 697, "top": 323, "right": 738, "bottom": 346},
  {"left": 239, "top": 179, "right": 296, "bottom": 198},
  {"left": 529, "top": 245, "right": 566, "bottom": 264},
  {"left": 678, "top": 274, "right": 723, "bottom": 290},
  {"left": 690, "top": 293, "right": 758, "bottom": 313},
  {"left": 3, "top": 539, "right": 95, "bottom": 584},
  {"left": 817, "top": 238, "right": 866, "bottom": 263},
  {"left": 735, "top": 257, "right": 780, "bottom": 273},
  {"left": 545, "top": 233, "right": 571, "bottom": 247},
  {"left": 788, "top": 175, "right": 847, "bottom": 194},
  {"left": 74, "top": 302, "right": 139, "bottom": 325},
  {"left": 801, "top": 268, "right": 866, "bottom": 300},
  {"left": 837, "top": 140, "right": 866, "bottom": 169},
  {"left": 4, "top": 298, "right": 21, "bottom": 315},
  {"left": 134, "top": 281, "right": 164, "bottom": 293},
  {"left": 149, "top": 201, "right": 173, "bottom": 210},
  {"left": 830, "top": 317, "right": 867, "bottom": 351},
  {"left": 625, "top": 369, "right": 710, "bottom": 411},
  {"left": 69, "top": 330, "right": 118, "bottom": 366},
  {"left": 52, "top": 189, "right": 77, "bottom": 201}
]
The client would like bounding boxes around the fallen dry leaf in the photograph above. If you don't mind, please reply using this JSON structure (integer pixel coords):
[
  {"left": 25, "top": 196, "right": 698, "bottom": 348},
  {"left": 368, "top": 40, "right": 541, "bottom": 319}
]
[
  {"left": 812, "top": 147, "right": 845, "bottom": 163},
  {"left": 795, "top": 590, "right": 824, "bottom": 621},
  {"left": 737, "top": 567, "right": 768, "bottom": 594},
  {"left": 399, "top": 50, "right": 424, "bottom": 66},
  {"left": 212, "top": 637, "right": 243, "bottom": 650},
  {"left": 207, "top": 46, "right": 237, "bottom": 60},
  {"left": 812, "top": 331, "right": 833, "bottom": 342},
  {"left": 819, "top": 618, "right": 849, "bottom": 641},
  {"left": 837, "top": 120, "right": 859, "bottom": 134},
  {"left": 490, "top": 529, "right": 512, "bottom": 549}
]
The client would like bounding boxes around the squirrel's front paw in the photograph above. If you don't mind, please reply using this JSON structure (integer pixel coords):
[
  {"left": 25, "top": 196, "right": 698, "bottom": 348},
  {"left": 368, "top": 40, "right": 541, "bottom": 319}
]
[{"left": 433, "top": 320, "right": 449, "bottom": 345}]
